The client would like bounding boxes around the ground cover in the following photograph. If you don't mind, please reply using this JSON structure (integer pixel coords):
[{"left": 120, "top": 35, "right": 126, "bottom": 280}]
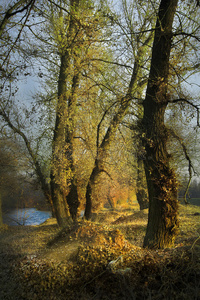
[{"left": 0, "top": 203, "right": 199, "bottom": 299}]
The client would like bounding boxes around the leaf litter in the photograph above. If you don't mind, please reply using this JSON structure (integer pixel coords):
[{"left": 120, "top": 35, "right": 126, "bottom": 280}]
[{"left": 0, "top": 203, "right": 200, "bottom": 299}]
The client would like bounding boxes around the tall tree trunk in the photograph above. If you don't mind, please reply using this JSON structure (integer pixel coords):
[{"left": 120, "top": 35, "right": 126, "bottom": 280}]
[
  {"left": 142, "top": 0, "right": 179, "bottom": 249},
  {"left": 51, "top": 53, "right": 72, "bottom": 226},
  {"left": 65, "top": 73, "right": 80, "bottom": 221},
  {"left": 50, "top": 0, "right": 80, "bottom": 226},
  {"left": 51, "top": 60, "right": 80, "bottom": 225}
]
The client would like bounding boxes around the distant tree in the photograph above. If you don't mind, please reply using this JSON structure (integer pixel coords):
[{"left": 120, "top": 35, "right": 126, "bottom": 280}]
[
  {"left": 189, "top": 179, "right": 200, "bottom": 198},
  {"left": 0, "top": 0, "right": 54, "bottom": 214},
  {"left": 84, "top": 0, "right": 153, "bottom": 219},
  {"left": 179, "top": 177, "right": 200, "bottom": 201},
  {"left": 0, "top": 137, "right": 20, "bottom": 224}
]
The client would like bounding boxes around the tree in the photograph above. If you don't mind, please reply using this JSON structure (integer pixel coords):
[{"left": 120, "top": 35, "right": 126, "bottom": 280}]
[
  {"left": 49, "top": 0, "right": 109, "bottom": 225},
  {"left": 0, "top": 105, "right": 54, "bottom": 206},
  {"left": 84, "top": 0, "right": 154, "bottom": 219},
  {"left": 141, "top": 0, "right": 179, "bottom": 249},
  {"left": 0, "top": 0, "right": 110, "bottom": 226},
  {"left": 0, "top": 136, "right": 20, "bottom": 225},
  {"left": 0, "top": 0, "right": 37, "bottom": 226},
  {"left": 49, "top": 0, "right": 80, "bottom": 225}
]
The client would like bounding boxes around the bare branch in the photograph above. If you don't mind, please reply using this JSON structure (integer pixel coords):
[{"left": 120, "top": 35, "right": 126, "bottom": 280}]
[
  {"left": 0, "top": 0, "right": 35, "bottom": 37},
  {"left": 169, "top": 98, "right": 200, "bottom": 127},
  {"left": 46, "top": 0, "right": 70, "bottom": 15},
  {"left": 169, "top": 128, "right": 197, "bottom": 204},
  {"left": 2, "top": 0, "right": 36, "bottom": 66},
  {"left": 91, "top": 58, "right": 133, "bottom": 69},
  {"left": 173, "top": 30, "right": 200, "bottom": 42},
  {"left": 0, "top": 108, "right": 51, "bottom": 202}
]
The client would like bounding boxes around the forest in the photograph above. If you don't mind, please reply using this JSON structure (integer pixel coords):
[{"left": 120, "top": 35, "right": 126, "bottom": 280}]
[{"left": 0, "top": 0, "right": 200, "bottom": 299}]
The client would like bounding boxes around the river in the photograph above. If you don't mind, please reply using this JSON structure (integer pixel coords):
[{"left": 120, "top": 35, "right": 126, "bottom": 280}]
[
  {"left": 3, "top": 208, "right": 52, "bottom": 226},
  {"left": 3, "top": 200, "right": 199, "bottom": 226}
]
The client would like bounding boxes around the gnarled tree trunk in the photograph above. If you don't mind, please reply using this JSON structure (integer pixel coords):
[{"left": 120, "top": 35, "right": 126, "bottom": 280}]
[
  {"left": 142, "top": 0, "right": 179, "bottom": 249},
  {"left": 50, "top": 0, "right": 80, "bottom": 226}
]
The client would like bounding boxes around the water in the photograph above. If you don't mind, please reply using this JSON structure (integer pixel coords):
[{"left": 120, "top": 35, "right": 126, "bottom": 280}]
[{"left": 3, "top": 208, "right": 52, "bottom": 226}]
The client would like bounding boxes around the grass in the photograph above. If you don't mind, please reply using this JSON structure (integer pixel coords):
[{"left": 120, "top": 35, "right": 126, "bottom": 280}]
[
  {"left": 179, "top": 197, "right": 200, "bottom": 206},
  {"left": 0, "top": 203, "right": 200, "bottom": 300}
]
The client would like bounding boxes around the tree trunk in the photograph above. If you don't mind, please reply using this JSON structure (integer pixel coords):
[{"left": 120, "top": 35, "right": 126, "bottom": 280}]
[
  {"left": 66, "top": 181, "right": 79, "bottom": 221},
  {"left": 64, "top": 73, "right": 80, "bottom": 221},
  {"left": 50, "top": 52, "right": 72, "bottom": 226},
  {"left": 0, "top": 194, "right": 3, "bottom": 227},
  {"left": 84, "top": 159, "right": 99, "bottom": 220},
  {"left": 50, "top": 1, "right": 80, "bottom": 226},
  {"left": 136, "top": 158, "right": 149, "bottom": 210},
  {"left": 142, "top": 0, "right": 179, "bottom": 249}
]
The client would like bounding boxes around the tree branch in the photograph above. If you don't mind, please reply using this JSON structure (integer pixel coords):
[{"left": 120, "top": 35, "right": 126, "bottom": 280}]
[
  {"left": 169, "top": 128, "right": 197, "bottom": 204},
  {"left": 91, "top": 58, "right": 133, "bottom": 69},
  {"left": 0, "top": 0, "right": 35, "bottom": 37},
  {"left": 0, "top": 109, "right": 51, "bottom": 203},
  {"left": 168, "top": 98, "right": 200, "bottom": 127},
  {"left": 96, "top": 101, "right": 118, "bottom": 155},
  {"left": 2, "top": 0, "right": 36, "bottom": 66},
  {"left": 173, "top": 31, "right": 200, "bottom": 42}
]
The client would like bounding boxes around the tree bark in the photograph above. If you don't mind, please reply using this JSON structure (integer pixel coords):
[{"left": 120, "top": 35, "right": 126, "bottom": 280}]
[
  {"left": 0, "top": 195, "right": 3, "bottom": 227},
  {"left": 50, "top": 54, "right": 77, "bottom": 226},
  {"left": 142, "top": 0, "right": 179, "bottom": 249},
  {"left": 136, "top": 158, "right": 149, "bottom": 210},
  {"left": 85, "top": 159, "right": 100, "bottom": 220},
  {"left": 50, "top": 0, "right": 80, "bottom": 226}
]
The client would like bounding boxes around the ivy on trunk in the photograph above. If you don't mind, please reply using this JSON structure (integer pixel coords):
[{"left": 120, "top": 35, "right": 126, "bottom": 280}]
[
  {"left": 142, "top": 0, "right": 179, "bottom": 249},
  {"left": 50, "top": 0, "right": 80, "bottom": 226}
]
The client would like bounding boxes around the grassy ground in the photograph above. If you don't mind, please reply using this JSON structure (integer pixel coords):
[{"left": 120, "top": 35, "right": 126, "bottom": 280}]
[{"left": 0, "top": 203, "right": 200, "bottom": 300}]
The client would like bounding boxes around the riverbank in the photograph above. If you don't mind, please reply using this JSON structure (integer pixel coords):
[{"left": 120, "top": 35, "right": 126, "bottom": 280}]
[
  {"left": 0, "top": 204, "right": 200, "bottom": 299},
  {"left": 2, "top": 208, "right": 52, "bottom": 226}
]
